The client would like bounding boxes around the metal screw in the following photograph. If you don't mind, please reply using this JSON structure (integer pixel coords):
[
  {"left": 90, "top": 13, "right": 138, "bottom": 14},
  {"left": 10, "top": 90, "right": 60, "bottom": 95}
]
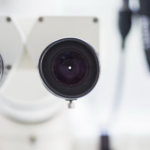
[
  {"left": 38, "top": 17, "right": 43, "bottom": 22},
  {"left": 68, "top": 100, "right": 75, "bottom": 109},
  {"left": 6, "top": 17, "right": 11, "bottom": 22},
  {"left": 29, "top": 136, "right": 36, "bottom": 144},
  {"left": 93, "top": 17, "right": 98, "bottom": 23},
  {"left": 6, "top": 65, "right": 11, "bottom": 70}
]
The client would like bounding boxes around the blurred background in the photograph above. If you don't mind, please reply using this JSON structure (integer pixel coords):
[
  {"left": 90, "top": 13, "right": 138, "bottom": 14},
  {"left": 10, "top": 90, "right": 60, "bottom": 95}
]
[{"left": 0, "top": 0, "right": 150, "bottom": 150}]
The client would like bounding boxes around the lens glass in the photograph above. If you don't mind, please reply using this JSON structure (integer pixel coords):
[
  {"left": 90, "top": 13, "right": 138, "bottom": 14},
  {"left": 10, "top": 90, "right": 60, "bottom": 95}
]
[{"left": 52, "top": 49, "right": 88, "bottom": 86}]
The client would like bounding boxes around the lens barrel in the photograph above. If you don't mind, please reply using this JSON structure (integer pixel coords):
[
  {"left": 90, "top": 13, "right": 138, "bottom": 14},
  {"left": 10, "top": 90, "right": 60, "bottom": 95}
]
[{"left": 39, "top": 38, "right": 100, "bottom": 100}]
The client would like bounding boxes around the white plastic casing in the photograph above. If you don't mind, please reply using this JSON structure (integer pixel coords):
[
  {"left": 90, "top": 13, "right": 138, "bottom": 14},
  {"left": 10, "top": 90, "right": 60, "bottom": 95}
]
[{"left": 26, "top": 16, "right": 99, "bottom": 67}]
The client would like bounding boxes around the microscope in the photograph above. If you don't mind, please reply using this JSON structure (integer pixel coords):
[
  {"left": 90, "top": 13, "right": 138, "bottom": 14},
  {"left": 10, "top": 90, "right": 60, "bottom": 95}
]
[
  {"left": 0, "top": 14, "right": 100, "bottom": 150},
  {"left": 38, "top": 38, "right": 100, "bottom": 108}
]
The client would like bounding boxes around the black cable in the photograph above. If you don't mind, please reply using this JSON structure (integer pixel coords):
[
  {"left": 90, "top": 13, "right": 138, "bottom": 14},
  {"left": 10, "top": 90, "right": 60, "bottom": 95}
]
[
  {"left": 100, "top": 1, "right": 132, "bottom": 150},
  {"left": 140, "top": 0, "right": 150, "bottom": 70},
  {"left": 100, "top": 134, "right": 110, "bottom": 150},
  {"left": 123, "top": 0, "right": 129, "bottom": 3},
  {"left": 119, "top": 2, "right": 132, "bottom": 49}
]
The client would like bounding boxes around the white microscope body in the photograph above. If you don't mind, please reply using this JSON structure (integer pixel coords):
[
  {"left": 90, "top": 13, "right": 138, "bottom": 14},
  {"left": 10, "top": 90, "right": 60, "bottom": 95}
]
[{"left": 0, "top": 15, "right": 99, "bottom": 150}]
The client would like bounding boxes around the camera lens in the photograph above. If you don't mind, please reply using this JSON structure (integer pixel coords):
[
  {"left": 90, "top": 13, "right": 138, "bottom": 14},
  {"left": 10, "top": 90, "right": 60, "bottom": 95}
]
[
  {"left": 39, "top": 38, "right": 100, "bottom": 99},
  {"left": 52, "top": 49, "right": 88, "bottom": 86}
]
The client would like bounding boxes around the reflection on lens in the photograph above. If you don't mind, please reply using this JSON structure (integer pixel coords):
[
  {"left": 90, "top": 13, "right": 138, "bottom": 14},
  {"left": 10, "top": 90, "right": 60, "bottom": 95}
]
[{"left": 52, "top": 49, "right": 88, "bottom": 86}]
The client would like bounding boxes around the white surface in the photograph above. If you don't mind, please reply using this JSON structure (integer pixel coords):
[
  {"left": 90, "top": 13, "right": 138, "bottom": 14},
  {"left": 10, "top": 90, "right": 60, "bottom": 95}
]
[
  {"left": 0, "top": 15, "right": 24, "bottom": 89},
  {"left": 26, "top": 16, "right": 99, "bottom": 67},
  {"left": 0, "top": 14, "right": 67, "bottom": 124},
  {"left": 0, "top": 109, "right": 72, "bottom": 150}
]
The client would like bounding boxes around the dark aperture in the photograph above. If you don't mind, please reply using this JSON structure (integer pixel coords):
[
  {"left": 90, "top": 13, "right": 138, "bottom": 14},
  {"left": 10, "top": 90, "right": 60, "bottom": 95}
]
[
  {"left": 39, "top": 38, "right": 100, "bottom": 99},
  {"left": 52, "top": 49, "right": 88, "bottom": 86}
]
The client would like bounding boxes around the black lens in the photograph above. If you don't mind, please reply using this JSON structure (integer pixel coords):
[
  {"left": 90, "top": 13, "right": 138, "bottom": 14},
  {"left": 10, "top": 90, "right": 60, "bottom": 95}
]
[
  {"left": 39, "top": 38, "right": 100, "bottom": 99},
  {"left": 52, "top": 49, "right": 88, "bottom": 86}
]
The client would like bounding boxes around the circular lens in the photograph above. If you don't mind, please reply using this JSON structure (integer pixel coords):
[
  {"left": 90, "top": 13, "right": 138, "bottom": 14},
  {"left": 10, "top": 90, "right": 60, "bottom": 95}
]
[
  {"left": 39, "top": 38, "right": 100, "bottom": 99},
  {"left": 52, "top": 49, "right": 88, "bottom": 86}
]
